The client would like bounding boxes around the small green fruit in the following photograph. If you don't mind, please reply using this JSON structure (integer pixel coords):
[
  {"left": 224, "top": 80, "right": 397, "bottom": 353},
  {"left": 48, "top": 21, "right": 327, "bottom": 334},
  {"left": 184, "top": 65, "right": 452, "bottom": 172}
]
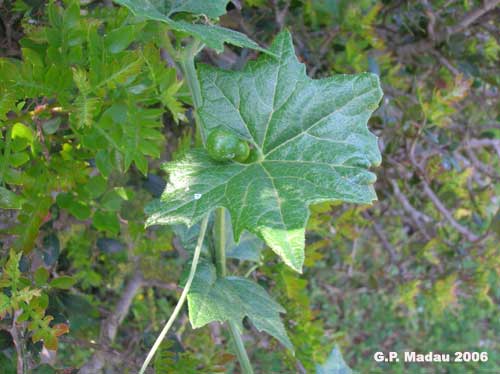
[
  {"left": 234, "top": 140, "right": 250, "bottom": 162},
  {"left": 206, "top": 129, "right": 250, "bottom": 163}
]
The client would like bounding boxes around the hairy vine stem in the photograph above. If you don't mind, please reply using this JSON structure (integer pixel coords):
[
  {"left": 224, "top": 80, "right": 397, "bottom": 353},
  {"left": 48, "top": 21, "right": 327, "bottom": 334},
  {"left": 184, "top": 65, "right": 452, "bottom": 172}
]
[
  {"left": 139, "top": 215, "right": 209, "bottom": 374},
  {"left": 180, "top": 50, "right": 202, "bottom": 110},
  {"left": 152, "top": 35, "right": 255, "bottom": 373},
  {"left": 178, "top": 39, "right": 206, "bottom": 148},
  {"left": 214, "top": 208, "right": 226, "bottom": 277}
]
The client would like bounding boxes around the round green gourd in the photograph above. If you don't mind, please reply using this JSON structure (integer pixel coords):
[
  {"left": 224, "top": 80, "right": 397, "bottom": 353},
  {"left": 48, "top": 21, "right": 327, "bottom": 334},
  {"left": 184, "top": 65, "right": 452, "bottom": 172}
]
[
  {"left": 234, "top": 140, "right": 250, "bottom": 162},
  {"left": 206, "top": 129, "right": 250, "bottom": 163}
]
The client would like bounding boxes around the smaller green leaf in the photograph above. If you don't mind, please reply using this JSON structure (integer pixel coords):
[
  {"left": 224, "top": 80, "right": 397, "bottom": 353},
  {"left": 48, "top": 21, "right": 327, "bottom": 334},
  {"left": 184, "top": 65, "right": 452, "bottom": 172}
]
[
  {"left": 316, "top": 346, "right": 353, "bottom": 374},
  {"left": 95, "top": 53, "right": 144, "bottom": 90},
  {"left": 85, "top": 176, "right": 107, "bottom": 199},
  {"left": 187, "top": 261, "right": 293, "bottom": 352},
  {"left": 0, "top": 89, "right": 16, "bottom": 120},
  {"left": 0, "top": 293, "right": 10, "bottom": 316},
  {"left": 113, "top": 0, "right": 268, "bottom": 54},
  {"left": 114, "top": 187, "right": 132, "bottom": 200},
  {"left": 93, "top": 211, "right": 120, "bottom": 235},
  {"left": 42, "top": 117, "right": 62, "bottom": 135},
  {"left": 11, "top": 122, "right": 34, "bottom": 151},
  {"left": 0, "top": 186, "right": 25, "bottom": 209},
  {"left": 100, "top": 190, "right": 125, "bottom": 211},
  {"left": 72, "top": 95, "right": 100, "bottom": 128},
  {"left": 34, "top": 267, "right": 49, "bottom": 286},
  {"left": 9, "top": 152, "right": 30, "bottom": 167},
  {"left": 56, "top": 193, "right": 91, "bottom": 220},
  {"left": 50, "top": 276, "right": 76, "bottom": 290},
  {"left": 95, "top": 150, "right": 113, "bottom": 178},
  {"left": 15, "top": 287, "right": 41, "bottom": 304},
  {"left": 36, "top": 293, "right": 49, "bottom": 310},
  {"left": 72, "top": 68, "right": 91, "bottom": 95},
  {"left": 42, "top": 234, "right": 60, "bottom": 266},
  {"left": 105, "top": 25, "right": 141, "bottom": 54}
]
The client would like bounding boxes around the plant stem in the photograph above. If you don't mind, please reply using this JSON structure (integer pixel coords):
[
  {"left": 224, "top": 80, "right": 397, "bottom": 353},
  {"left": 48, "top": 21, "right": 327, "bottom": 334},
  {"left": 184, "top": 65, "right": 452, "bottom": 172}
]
[
  {"left": 214, "top": 208, "right": 254, "bottom": 374},
  {"left": 180, "top": 41, "right": 203, "bottom": 110},
  {"left": 139, "top": 215, "right": 209, "bottom": 374},
  {"left": 214, "top": 208, "right": 226, "bottom": 277},
  {"left": 178, "top": 37, "right": 254, "bottom": 374},
  {"left": 228, "top": 321, "right": 254, "bottom": 374},
  {"left": 179, "top": 40, "right": 205, "bottom": 145}
]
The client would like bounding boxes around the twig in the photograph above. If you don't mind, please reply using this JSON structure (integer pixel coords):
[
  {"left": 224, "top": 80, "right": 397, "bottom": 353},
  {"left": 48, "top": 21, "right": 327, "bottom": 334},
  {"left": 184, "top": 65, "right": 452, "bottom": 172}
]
[
  {"left": 79, "top": 271, "right": 144, "bottom": 374},
  {"left": 10, "top": 311, "right": 26, "bottom": 374},
  {"left": 372, "top": 219, "right": 398, "bottom": 262},
  {"left": 430, "top": 50, "right": 460, "bottom": 75},
  {"left": 405, "top": 140, "right": 483, "bottom": 242},
  {"left": 420, "top": 180, "right": 480, "bottom": 242},
  {"left": 447, "top": 0, "right": 500, "bottom": 35},
  {"left": 104, "top": 271, "right": 143, "bottom": 343},
  {"left": 466, "top": 138, "right": 500, "bottom": 159},
  {"left": 272, "top": 0, "right": 290, "bottom": 31},
  {"left": 389, "top": 179, "right": 433, "bottom": 240},
  {"left": 347, "top": 237, "right": 359, "bottom": 277},
  {"left": 422, "top": 0, "right": 437, "bottom": 41},
  {"left": 452, "top": 151, "right": 491, "bottom": 187},
  {"left": 309, "top": 27, "right": 339, "bottom": 76},
  {"left": 389, "top": 179, "right": 433, "bottom": 224},
  {"left": 463, "top": 147, "right": 498, "bottom": 178},
  {"left": 139, "top": 215, "right": 209, "bottom": 374},
  {"left": 398, "top": 0, "right": 500, "bottom": 56}
]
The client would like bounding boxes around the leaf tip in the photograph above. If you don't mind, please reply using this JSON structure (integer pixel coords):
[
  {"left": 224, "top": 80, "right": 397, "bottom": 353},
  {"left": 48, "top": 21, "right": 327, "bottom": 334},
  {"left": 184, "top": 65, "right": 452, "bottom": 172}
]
[{"left": 281, "top": 253, "right": 304, "bottom": 274}]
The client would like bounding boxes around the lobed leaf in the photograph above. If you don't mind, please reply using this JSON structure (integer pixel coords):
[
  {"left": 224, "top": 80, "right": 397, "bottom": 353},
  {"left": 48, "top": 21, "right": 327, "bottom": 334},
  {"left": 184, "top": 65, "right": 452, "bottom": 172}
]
[
  {"left": 146, "top": 31, "right": 383, "bottom": 272},
  {"left": 187, "top": 261, "right": 293, "bottom": 351},
  {"left": 113, "top": 0, "right": 267, "bottom": 53}
]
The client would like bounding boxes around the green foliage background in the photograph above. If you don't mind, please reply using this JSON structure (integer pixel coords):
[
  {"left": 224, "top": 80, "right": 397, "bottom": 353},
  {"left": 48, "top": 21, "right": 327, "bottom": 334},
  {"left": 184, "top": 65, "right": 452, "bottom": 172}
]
[{"left": 1, "top": 0, "right": 499, "bottom": 373}]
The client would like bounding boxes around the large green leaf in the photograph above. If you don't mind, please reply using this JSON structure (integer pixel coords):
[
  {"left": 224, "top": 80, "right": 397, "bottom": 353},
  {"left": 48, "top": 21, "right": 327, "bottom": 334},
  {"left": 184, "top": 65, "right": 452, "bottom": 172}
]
[
  {"left": 146, "top": 31, "right": 382, "bottom": 272},
  {"left": 113, "top": 0, "right": 266, "bottom": 53},
  {"left": 187, "top": 261, "right": 293, "bottom": 351}
]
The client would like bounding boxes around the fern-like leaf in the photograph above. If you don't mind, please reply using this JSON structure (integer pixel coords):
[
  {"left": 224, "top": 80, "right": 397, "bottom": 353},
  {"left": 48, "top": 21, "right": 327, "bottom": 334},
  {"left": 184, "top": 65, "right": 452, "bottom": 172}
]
[{"left": 72, "top": 95, "right": 100, "bottom": 128}]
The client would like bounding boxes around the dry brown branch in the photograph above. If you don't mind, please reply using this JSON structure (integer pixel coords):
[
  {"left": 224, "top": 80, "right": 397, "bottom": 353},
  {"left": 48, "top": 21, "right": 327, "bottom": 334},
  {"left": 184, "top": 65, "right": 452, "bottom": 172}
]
[
  {"left": 398, "top": 0, "right": 500, "bottom": 57},
  {"left": 79, "top": 271, "right": 144, "bottom": 374},
  {"left": 10, "top": 311, "right": 25, "bottom": 374},
  {"left": 466, "top": 138, "right": 500, "bottom": 159},
  {"left": 389, "top": 179, "right": 433, "bottom": 224},
  {"left": 420, "top": 180, "right": 480, "bottom": 242},
  {"left": 272, "top": 0, "right": 290, "bottom": 31},
  {"left": 430, "top": 50, "right": 460, "bottom": 75},
  {"left": 362, "top": 211, "right": 398, "bottom": 263}
]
